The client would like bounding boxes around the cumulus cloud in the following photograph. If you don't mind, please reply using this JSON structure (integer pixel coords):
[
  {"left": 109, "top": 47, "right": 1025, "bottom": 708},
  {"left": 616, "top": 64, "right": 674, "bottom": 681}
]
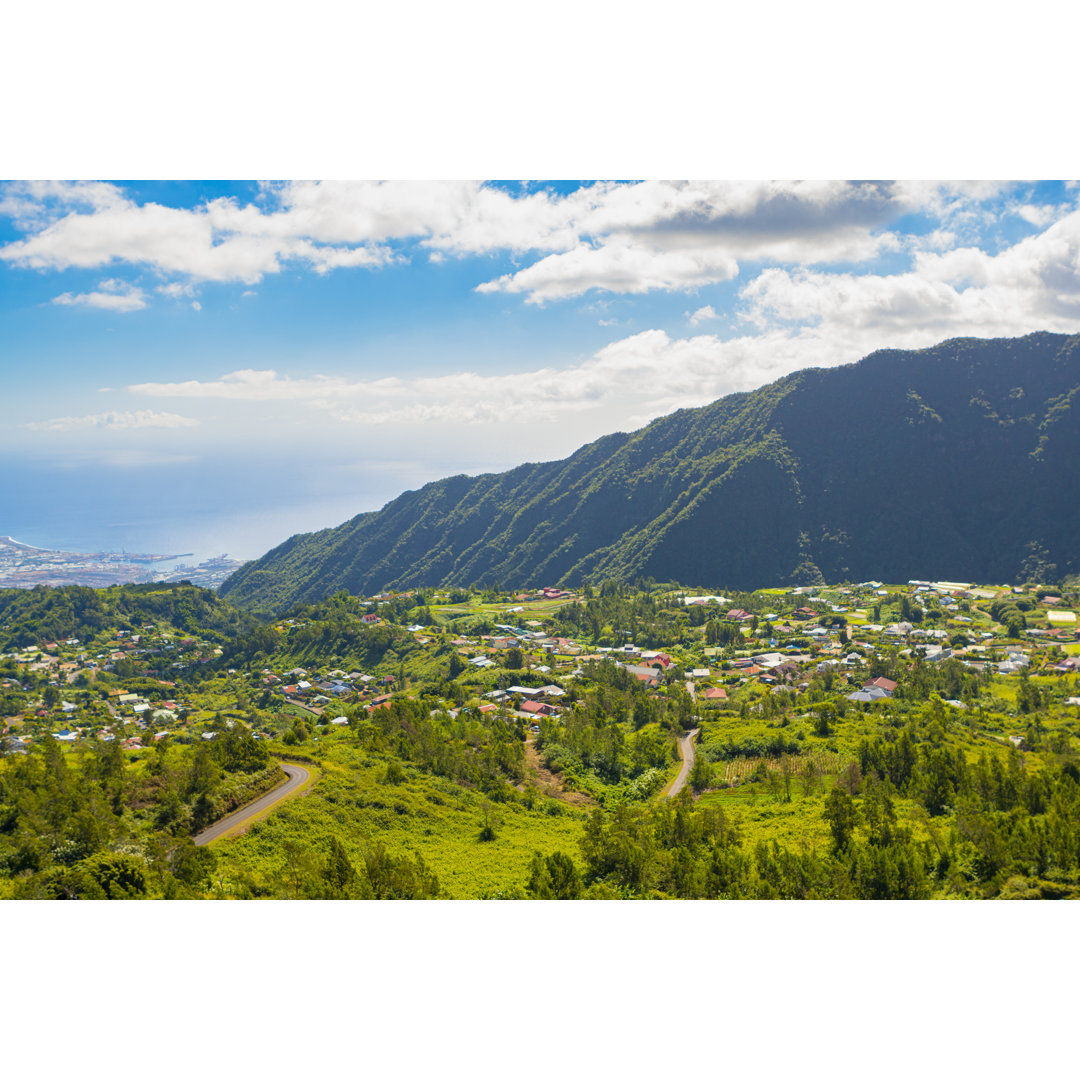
[
  {"left": 1, "top": 185, "right": 396, "bottom": 285},
  {"left": 475, "top": 180, "right": 917, "bottom": 301},
  {"left": 52, "top": 278, "right": 147, "bottom": 312},
  {"left": 125, "top": 201, "right": 1080, "bottom": 438},
  {"left": 25, "top": 410, "right": 201, "bottom": 432},
  {"left": 687, "top": 305, "right": 719, "bottom": 326},
  {"left": 0, "top": 179, "right": 1023, "bottom": 304},
  {"left": 740, "top": 204, "right": 1080, "bottom": 353},
  {"left": 157, "top": 281, "right": 195, "bottom": 298}
]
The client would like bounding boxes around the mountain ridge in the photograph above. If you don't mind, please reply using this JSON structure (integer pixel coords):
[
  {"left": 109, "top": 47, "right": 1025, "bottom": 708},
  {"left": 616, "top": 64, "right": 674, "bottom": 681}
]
[{"left": 220, "top": 331, "right": 1080, "bottom": 610}]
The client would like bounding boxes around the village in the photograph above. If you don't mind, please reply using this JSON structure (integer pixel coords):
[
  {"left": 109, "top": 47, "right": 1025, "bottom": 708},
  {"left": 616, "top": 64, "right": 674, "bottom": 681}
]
[{"left": 3, "top": 576, "right": 1079, "bottom": 768}]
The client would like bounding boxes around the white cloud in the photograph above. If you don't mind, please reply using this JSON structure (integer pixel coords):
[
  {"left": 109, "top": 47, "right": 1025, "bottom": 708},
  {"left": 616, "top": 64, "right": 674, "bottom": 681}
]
[
  {"left": 478, "top": 242, "right": 742, "bottom": 302},
  {"left": 1016, "top": 204, "right": 1057, "bottom": 227},
  {"left": 1, "top": 186, "right": 395, "bottom": 285},
  {"left": 740, "top": 204, "right": 1080, "bottom": 352},
  {"left": 51, "top": 279, "right": 148, "bottom": 312},
  {"left": 157, "top": 281, "right": 196, "bottom": 298},
  {"left": 475, "top": 180, "right": 916, "bottom": 301},
  {"left": 124, "top": 191, "right": 1080, "bottom": 439},
  {"left": 25, "top": 410, "right": 201, "bottom": 432},
  {"left": 0, "top": 179, "right": 1019, "bottom": 303},
  {"left": 687, "top": 304, "right": 719, "bottom": 326},
  {"left": 191, "top": 300, "right": 201, "bottom": 311},
  {"left": 126, "top": 329, "right": 814, "bottom": 432}
]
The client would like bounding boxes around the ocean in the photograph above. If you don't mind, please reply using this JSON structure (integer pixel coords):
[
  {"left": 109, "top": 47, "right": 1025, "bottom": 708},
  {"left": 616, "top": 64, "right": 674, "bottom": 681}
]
[{"left": 0, "top": 454, "right": 407, "bottom": 568}]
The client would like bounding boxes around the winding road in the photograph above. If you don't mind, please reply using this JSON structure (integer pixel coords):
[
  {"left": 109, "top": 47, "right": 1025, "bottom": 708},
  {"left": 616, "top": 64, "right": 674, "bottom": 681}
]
[
  {"left": 665, "top": 728, "right": 700, "bottom": 798},
  {"left": 193, "top": 763, "right": 310, "bottom": 846}
]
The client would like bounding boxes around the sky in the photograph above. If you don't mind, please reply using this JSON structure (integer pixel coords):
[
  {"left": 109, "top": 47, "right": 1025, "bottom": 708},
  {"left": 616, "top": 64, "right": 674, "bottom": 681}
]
[{"left": 3, "top": 178, "right": 1080, "bottom": 558}]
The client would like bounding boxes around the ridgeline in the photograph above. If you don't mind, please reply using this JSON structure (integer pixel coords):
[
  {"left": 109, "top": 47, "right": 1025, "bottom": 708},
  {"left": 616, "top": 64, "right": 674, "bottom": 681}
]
[{"left": 220, "top": 332, "right": 1080, "bottom": 612}]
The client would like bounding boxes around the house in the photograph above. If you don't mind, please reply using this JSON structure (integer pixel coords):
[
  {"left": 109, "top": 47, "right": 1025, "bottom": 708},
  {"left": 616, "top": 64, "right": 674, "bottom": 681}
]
[
  {"left": 520, "top": 700, "right": 558, "bottom": 716},
  {"left": 702, "top": 686, "right": 727, "bottom": 700},
  {"left": 726, "top": 609, "right": 753, "bottom": 622},
  {"left": 752, "top": 652, "right": 785, "bottom": 669},
  {"left": 624, "top": 665, "right": 661, "bottom": 688},
  {"left": 639, "top": 652, "right": 673, "bottom": 668},
  {"left": 847, "top": 687, "right": 889, "bottom": 702},
  {"left": 865, "top": 676, "right": 898, "bottom": 693}
]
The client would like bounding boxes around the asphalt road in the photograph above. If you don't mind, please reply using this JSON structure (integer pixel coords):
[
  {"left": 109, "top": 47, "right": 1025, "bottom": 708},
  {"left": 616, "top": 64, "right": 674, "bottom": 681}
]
[
  {"left": 666, "top": 728, "right": 700, "bottom": 798},
  {"left": 193, "top": 763, "right": 310, "bottom": 846}
]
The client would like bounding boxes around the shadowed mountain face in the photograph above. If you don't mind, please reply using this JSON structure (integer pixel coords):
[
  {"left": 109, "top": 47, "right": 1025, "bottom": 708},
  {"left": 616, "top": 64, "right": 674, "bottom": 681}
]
[{"left": 220, "top": 332, "right": 1080, "bottom": 611}]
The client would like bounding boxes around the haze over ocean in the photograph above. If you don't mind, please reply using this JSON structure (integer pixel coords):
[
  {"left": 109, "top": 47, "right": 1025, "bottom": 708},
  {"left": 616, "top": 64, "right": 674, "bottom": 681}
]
[{"left": 0, "top": 453, "right": 425, "bottom": 564}]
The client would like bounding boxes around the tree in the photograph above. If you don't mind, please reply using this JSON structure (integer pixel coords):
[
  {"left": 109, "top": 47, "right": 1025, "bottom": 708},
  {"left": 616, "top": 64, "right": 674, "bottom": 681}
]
[
  {"left": 689, "top": 754, "right": 712, "bottom": 794},
  {"left": 526, "top": 850, "right": 583, "bottom": 899},
  {"left": 837, "top": 760, "right": 863, "bottom": 796},
  {"left": 814, "top": 703, "right": 836, "bottom": 737},
  {"left": 322, "top": 836, "right": 358, "bottom": 897},
  {"left": 823, "top": 788, "right": 858, "bottom": 851},
  {"left": 505, "top": 647, "right": 524, "bottom": 670}
]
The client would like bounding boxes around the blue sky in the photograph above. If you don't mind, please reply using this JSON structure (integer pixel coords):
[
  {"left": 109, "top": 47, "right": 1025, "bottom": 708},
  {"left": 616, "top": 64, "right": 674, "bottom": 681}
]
[{"left": 3, "top": 179, "right": 1080, "bottom": 558}]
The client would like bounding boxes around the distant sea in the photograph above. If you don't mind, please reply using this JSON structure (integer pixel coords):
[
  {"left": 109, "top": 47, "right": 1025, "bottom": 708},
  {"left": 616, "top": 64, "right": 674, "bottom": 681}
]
[{"left": 0, "top": 455, "right": 403, "bottom": 573}]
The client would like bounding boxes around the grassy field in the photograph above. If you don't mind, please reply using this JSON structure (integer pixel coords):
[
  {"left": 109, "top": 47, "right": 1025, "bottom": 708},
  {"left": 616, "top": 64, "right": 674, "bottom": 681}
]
[
  {"left": 432, "top": 598, "right": 574, "bottom": 623},
  {"left": 210, "top": 731, "right": 587, "bottom": 898}
]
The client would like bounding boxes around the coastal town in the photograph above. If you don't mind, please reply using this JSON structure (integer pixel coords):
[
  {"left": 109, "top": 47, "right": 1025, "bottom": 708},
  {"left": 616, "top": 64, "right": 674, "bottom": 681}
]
[{"left": 0, "top": 534, "right": 245, "bottom": 590}]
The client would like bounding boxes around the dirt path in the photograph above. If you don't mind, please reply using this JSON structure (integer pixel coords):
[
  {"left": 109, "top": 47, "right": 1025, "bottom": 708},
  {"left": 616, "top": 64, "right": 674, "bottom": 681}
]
[
  {"left": 193, "top": 763, "right": 311, "bottom": 846},
  {"left": 523, "top": 737, "right": 595, "bottom": 807},
  {"left": 664, "top": 728, "right": 700, "bottom": 798}
]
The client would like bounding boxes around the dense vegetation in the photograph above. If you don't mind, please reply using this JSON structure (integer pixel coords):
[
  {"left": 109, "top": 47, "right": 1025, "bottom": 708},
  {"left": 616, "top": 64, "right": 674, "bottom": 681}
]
[
  {"left": 0, "top": 583, "right": 258, "bottom": 651},
  {"left": 221, "top": 332, "right": 1080, "bottom": 610},
  {"left": 5, "top": 571, "right": 1080, "bottom": 899},
  {"left": 0, "top": 727, "right": 278, "bottom": 898}
]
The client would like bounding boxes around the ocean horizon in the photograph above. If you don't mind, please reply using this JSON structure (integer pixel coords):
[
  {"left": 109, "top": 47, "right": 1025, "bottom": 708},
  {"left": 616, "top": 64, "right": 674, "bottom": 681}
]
[{"left": 0, "top": 454, "right": 401, "bottom": 569}]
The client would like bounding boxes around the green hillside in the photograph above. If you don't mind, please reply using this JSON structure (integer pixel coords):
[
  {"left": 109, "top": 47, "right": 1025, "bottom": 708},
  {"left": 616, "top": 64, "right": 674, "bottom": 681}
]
[{"left": 220, "top": 332, "right": 1080, "bottom": 612}]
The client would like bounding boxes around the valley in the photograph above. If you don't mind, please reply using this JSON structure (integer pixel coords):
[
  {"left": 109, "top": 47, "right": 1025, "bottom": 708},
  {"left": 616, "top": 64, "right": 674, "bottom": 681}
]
[{"left": 3, "top": 574, "right": 1079, "bottom": 899}]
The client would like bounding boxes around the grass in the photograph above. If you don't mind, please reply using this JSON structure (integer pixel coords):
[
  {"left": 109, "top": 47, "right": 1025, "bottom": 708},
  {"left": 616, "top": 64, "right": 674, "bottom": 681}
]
[{"left": 209, "top": 732, "right": 588, "bottom": 898}]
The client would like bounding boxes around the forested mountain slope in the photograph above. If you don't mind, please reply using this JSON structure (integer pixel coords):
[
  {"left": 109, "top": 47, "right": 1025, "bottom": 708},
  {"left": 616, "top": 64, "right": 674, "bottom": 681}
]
[{"left": 220, "top": 332, "right": 1080, "bottom": 611}]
